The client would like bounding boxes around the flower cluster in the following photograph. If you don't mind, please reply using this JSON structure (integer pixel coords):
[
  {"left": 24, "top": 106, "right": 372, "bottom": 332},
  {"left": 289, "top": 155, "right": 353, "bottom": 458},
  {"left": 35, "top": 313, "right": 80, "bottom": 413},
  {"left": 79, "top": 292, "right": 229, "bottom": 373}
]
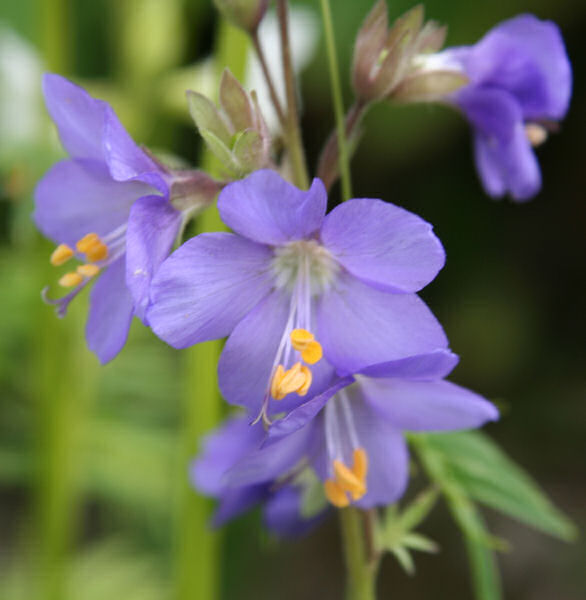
[{"left": 33, "top": 5, "right": 570, "bottom": 538}]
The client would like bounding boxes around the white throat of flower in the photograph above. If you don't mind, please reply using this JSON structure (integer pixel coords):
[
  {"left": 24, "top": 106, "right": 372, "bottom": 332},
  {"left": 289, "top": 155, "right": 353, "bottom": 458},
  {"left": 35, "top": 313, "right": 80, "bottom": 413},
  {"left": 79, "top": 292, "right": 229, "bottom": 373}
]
[{"left": 253, "top": 240, "right": 339, "bottom": 427}]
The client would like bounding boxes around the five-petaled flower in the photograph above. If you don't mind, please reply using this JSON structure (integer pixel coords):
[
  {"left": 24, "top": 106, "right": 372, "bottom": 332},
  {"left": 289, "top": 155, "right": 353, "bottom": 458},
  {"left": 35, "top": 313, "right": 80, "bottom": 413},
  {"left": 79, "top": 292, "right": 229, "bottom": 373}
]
[
  {"left": 219, "top": 350, "right": 498, "bottom": 510},
  {"left": 432, "top": 14, "right": 571, "bottom": 200},
  {"left": 148, "top": 169, "right": 448, "bottom": 424},
  {"left": 34, "top": 74, "right": 212, "bottom": 363}
]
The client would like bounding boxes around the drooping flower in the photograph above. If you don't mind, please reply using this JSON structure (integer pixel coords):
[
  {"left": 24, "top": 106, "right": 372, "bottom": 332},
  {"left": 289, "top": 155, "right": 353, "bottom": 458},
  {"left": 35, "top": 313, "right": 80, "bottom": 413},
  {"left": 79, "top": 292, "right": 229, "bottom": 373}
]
[
  {"left": 222, "top": 350, "right": 498, "bottom": 509},
  {"left": 148, "top": 169, "right": 448, "bottom": 424},
  {"left": 191, "top": 414, "right": 325, "bottom": 536},
  {"left": 34, "top": 74, "right": 220, "bottom": 363},
  {"left": 426, "top": 14, "right": 571, "bottom": 200}
]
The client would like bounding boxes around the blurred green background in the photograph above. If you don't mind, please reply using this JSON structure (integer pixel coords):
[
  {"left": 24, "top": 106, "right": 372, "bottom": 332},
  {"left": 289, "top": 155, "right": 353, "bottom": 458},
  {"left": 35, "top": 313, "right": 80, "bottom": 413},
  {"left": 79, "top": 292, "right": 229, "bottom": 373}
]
[{"left": 0, "top": 0, "right": 584, "bottom": 598}]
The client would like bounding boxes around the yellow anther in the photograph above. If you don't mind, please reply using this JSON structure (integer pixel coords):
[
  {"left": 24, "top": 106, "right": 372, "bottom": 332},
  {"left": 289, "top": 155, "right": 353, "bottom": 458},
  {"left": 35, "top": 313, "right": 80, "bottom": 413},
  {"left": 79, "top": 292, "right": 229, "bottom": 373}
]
[
  {"left": 297, "top": 365, "right": 312, "bottom": 396},
  {"left": 76, "top": 233, "right": 100, "bottom": 253},
  {"left": 50, "top": 243, "right": 74, "bottom": 266},
  {"left": 270, "top": 362, "right": 313, "bottom": 400},
  {"left": 76, "top": 233, "right": 109, "bottom": 262},
  {"left": 301, "top": 341, "right": 322, "bottom": 364},
  {"left": 333, "top": 459, "right": 366, "bottom": 496},
  {"left": 270, "top": 365, "right": 286, "bottom": 400},
  {"left": 290, "top": 328, "right": 323, "bottom": 365},
  {"left": 85, "top": 241, "right": 108, "bottom": 262},
  {"left": 290, "top": 328, "right": 314, "bottom": 348},
  {"left": 324, "top": 479, "right": 350, "bottom": 508},
  {"left": 58, "top": 271, "right": 83, "bottom": 288},
  {"left": 77, "top": 264, "right": 101, "bottom": 278},
  {"left": 352, "top": 448, "right": 369, "bottom": 482}
]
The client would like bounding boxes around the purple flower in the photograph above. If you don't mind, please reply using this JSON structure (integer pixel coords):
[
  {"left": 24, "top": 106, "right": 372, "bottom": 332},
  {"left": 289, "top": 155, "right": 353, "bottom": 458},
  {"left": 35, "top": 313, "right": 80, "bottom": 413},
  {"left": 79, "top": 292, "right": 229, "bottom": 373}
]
[
  {"left": 34, "top": 74, "right": 186, "bottom": 363},
  {"left": 222, "top": 350, "right": 498, "bottom": 509},
  {"left": 191, "top": 415, "right": 324, "bottom": 536},
  {"left": 439, "top": 14, "right": 571, "bottom": 200},
  {"left": 148, "top": 169, "right": 447, "bottom": 423}
]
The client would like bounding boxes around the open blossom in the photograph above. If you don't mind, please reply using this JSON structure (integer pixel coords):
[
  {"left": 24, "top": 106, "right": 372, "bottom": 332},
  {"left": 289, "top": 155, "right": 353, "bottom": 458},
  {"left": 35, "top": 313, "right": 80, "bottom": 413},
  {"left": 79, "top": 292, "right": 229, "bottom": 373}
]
[
  {"left": 191, "top": 415, "right": 324, "bottom": 536},
  {"left": 221, "top": 350, "right": 498, "bottom": 509},
  {"left": 148, "top": 169, "right": 447, "bottom": 423},
  {"left": 34, "top": 75, "right": 217, "bottom": 363},
  {"left": 430, "top": 15, "right": 571, "bottom": 200}
]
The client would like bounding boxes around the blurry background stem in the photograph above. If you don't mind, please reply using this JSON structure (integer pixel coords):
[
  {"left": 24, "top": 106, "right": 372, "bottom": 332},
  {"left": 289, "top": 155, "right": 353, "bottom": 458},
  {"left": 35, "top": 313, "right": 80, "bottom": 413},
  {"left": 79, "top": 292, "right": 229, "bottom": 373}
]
[
  {"left": 319, "top": 0, "right": 352, "bottom": 202},
  {"left": 174, "top": 18, "right": 249, "bottom": 600},
  {"left": 340, "top": 508, "right": 378, "bottom": 600},
  {"left": 34, "top": 2, "right": 98, "bottom": 600},
  {"left": 276, "top": 0, "right": 309, "bottom": 189}
]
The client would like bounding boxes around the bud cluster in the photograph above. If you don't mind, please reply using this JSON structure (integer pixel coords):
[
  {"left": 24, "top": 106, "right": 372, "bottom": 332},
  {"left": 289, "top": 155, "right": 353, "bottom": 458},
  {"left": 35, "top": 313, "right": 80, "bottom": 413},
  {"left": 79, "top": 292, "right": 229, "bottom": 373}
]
[
  {"left": 187, "top": 69, "right": 272, "bottom": 177},
  {"left": 352, "top": 1, "right": 466, "bottom": 104}
]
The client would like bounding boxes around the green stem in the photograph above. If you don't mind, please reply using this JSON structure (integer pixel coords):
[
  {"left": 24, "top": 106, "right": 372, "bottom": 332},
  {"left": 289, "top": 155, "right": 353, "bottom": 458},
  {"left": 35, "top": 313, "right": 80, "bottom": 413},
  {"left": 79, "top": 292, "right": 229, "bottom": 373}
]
[
  {"left": 339, "top": 508, "right": 378, "bottom": 600},
  {"left": 276, "top": 0, "right": 309, "bottom": 189},
  {"left": 319, "top": 0, "right": 352, "bottom": 201},
  {"left": 174, "top": 18, "right": 249, "bottom": 600}
]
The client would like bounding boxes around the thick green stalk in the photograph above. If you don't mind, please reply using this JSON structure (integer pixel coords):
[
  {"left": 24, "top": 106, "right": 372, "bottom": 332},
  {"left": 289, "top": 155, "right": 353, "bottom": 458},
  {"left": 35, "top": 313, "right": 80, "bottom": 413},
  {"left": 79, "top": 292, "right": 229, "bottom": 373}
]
[
  {"left": 34, "top": 4, "right": 97, "bottom": 600},
  {"left": 276, "top": 0, "right": 309, "bottom": 189},
  {"left": 174, "top": 19, "right": 249, "bottom": 600},
  {"left": 319, "top": 0, "right": 352, "bottom": 202},
  {"left": 339, "top": 508, "right": 378, "bottom": 600}
]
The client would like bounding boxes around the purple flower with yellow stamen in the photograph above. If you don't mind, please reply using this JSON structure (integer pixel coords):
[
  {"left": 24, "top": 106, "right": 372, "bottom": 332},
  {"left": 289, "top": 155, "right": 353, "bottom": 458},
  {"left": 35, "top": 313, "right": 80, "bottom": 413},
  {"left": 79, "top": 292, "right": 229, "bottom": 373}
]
[
  {"left": 430, "top": 14, "right": 571, "bottom": 200},
  {"left": 148, "top": 169, "right": 447, "bottom": 423},
  {"left": 191, "top": 415, "right": 324, "bottom": 536},
  {"left": 34, "top": 74, "right": 215, "bottom": 363},
  {"left": 222, "top": 350, "right": 498, "bottom": 509}
]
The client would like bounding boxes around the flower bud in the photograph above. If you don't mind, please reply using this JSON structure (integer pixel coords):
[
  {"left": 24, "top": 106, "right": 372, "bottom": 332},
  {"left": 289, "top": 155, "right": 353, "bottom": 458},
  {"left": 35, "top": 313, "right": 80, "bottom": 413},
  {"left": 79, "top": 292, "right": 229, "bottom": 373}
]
[
  {"left": 213, "top": 0, "right": 269, "bottom": 33},
  {"left": 351, "top": 1, "right": 451, "bottom": 103},
  {"left": 186, "top": 69, "right": 271, "bottom": 177}
]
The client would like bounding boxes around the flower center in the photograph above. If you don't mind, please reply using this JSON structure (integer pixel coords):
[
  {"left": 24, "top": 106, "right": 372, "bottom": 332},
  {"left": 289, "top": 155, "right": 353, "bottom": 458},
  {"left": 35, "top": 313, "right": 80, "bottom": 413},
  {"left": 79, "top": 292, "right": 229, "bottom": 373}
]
[
  {"left": 272, "top": 239, "right": 339, "bottom": 296},
  {"left": 323, "top": 390, "right": 369, "bottom": 507},
  {"left": 44, "top": 225, "right": 127, "bottom": 317},
  {"left": 254, "top": 242, "right": 330, "bottom": 427}
]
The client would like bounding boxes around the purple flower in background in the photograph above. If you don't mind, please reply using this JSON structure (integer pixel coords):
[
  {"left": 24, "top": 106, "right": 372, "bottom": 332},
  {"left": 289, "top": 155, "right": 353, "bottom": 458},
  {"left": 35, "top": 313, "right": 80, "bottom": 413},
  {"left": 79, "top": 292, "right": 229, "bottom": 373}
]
[
  {"left": 148, "top": 169, "right": 447, "bottom": 424},
  {"left": 35, "top": 74, "right": 185, "bottom": 363},
  {"left": 191, "top": 415, "right": 324, "bottom": 536},
  {"left": 439, "top": 14, "right": 571, "bottom": 200},
  {"left": 223, "top": 350, "right": 498, "bottom": 509}
]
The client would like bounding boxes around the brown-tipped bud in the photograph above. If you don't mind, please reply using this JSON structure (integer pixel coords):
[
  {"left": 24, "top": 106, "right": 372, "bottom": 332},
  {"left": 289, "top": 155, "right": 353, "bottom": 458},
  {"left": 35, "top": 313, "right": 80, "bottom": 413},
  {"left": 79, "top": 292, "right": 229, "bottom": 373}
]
[
  {"left": 169, "top": 170, "right": 224, "bottom": 212},
  {"left": 213, "top": 0, "right": 269, "bottom": 33},
  {"left": 352, "top": 2, "right": 450, "bottom": 104},
  {"left": 186, "top": 69, "right": 272, "bottom": 177}
]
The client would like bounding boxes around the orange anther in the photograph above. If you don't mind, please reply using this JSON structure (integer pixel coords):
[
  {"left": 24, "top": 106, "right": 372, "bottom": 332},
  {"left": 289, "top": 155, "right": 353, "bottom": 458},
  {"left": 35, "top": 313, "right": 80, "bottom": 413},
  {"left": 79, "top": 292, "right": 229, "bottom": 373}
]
[
  {"left": 324, "top": 479, "right": 350, "bottom": 508},
  {"left": 290, "top": 328, "right": 323, "bottom": 364},
  {"left": 76, "top": 233, "right": 100, "bottom": 253},
  {"left": 50, "top": 243, "right": 74, "bottom": 266},
  {"left": 333, "top": 459, "right": 366, "bottom": 496},
  {"left": 77, "top": 264, "right": 100, "bottom": 278},
  {"left": 297, "top": 365, "right": 312, "bottom": 396},
  {"left": 59, "top": 271, "right": 83, "bottom": 288},
  {"left": 85, "top": 241, "right": 108, "bottom": 262},
  {"left": 352, "top": 448, "right": 369, "bottom": 481}
]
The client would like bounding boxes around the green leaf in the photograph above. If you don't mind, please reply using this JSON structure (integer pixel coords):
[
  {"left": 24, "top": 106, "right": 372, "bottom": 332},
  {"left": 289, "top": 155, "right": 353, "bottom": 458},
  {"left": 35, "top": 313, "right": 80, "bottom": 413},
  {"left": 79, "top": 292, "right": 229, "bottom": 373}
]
[
  {"left": 232, "top": 129, "right": 263, "bottom": 172},
  {"left": 298, "top": 469, "right": 329, "bottom": 519},
  {"left": 423, "top": 431, "right": 577, "bottom": 541},
  {"left": 186, "top": 90, "right": 232, "bottom": 145},
  {"left": 198, "top": 128, "right": 242, "bottom": 175},
  {"left": 402, "top": 532, "right": 439, "bottom": 553},
  {"left": 390, "top": 546, "right": 415, "bottom": 576},
  {"left": 219, "top": 68, "right": 254, "bottom": 132},
  {"left": 396, "top": 487, "right": 439, "bottom": 531}
]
